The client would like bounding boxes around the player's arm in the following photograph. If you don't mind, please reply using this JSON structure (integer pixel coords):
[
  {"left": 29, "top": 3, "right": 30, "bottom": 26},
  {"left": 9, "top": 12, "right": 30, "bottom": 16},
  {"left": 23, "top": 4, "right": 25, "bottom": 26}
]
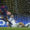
[{"left": 5, "top": 17, "right": 10, "bottom": 22}]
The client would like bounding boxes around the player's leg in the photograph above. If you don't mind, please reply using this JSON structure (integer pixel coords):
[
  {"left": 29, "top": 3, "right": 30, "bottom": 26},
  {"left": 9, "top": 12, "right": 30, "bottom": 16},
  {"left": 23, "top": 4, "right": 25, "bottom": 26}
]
[{"left": 5, "top": 16, "right": 12, "bottom": 27}]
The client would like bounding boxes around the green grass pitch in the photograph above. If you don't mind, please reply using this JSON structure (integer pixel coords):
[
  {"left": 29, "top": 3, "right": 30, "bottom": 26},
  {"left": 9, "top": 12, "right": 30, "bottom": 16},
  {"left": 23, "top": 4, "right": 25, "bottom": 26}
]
[{"left": 0, "top": 27, "right": 30, "bottom": 30}]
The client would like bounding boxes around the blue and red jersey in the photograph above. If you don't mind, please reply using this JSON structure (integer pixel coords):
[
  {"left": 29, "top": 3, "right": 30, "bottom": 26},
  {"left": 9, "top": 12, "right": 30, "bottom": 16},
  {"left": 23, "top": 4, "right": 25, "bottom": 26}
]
[
  {"left": 0, "top": 5, "right": 8, "bottom": 16},
  {"left": 0, "top": 5, "right": 8, "bottom": 21}
]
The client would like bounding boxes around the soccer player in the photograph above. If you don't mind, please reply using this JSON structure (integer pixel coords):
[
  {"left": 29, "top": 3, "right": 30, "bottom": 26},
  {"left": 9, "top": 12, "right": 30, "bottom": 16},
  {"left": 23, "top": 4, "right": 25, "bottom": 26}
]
[
  {"left": 8, "top": 15, "right": 17, "bottom": 27},
  {"left": 0, "top": 5, "right": 9, "bottom": 22}
]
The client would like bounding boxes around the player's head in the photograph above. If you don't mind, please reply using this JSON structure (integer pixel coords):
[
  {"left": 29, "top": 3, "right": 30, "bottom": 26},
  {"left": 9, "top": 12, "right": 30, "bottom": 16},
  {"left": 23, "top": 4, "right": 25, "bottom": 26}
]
[
  {"left": 10, "top": 15, "right": 14, "bottom": 18},
  {"left": 7, "top": 11, "right": 11, "bottom": 15}
]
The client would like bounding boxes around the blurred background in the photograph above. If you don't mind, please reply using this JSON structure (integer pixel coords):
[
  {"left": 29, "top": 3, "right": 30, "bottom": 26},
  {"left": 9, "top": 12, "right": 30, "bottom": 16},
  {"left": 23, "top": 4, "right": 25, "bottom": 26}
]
[{"left": 0, "top": 0, "right": 30, "bottom": 15}]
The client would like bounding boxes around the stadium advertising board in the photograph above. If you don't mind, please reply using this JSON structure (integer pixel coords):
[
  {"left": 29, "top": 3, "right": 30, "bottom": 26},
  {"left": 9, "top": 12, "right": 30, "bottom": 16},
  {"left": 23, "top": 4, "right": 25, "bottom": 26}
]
[{"left": 0, "top": 16, "right": 8, "bottom": 27}]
